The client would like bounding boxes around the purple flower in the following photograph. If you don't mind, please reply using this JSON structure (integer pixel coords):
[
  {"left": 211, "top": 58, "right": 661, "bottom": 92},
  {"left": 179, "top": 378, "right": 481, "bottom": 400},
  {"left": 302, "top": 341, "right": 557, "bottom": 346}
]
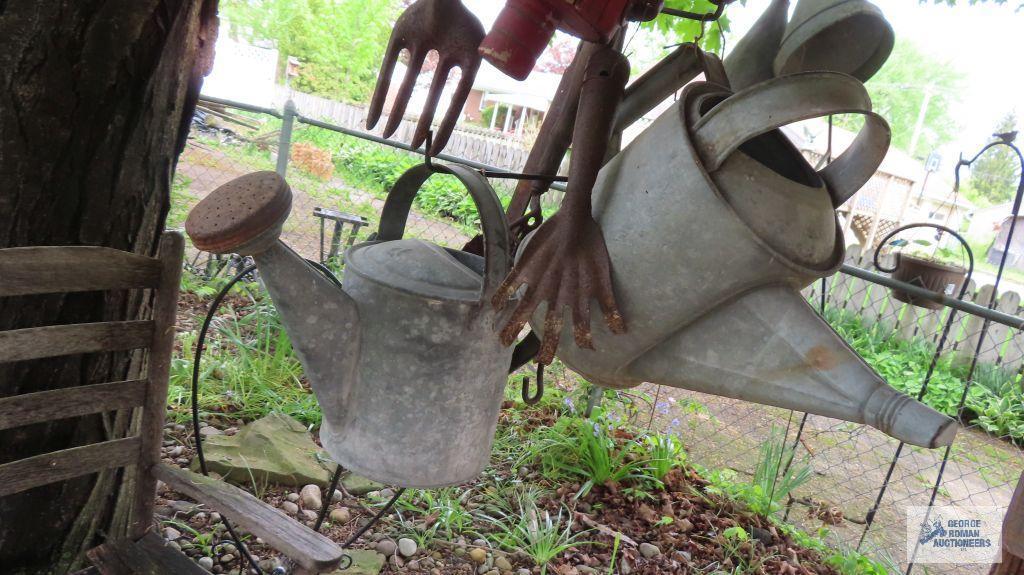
[
  {"left": 656, "top": 401, "right": 670, "bottom": 415},
  {"left": 563, "top": 397, "right": 576, "bottom": 413}
]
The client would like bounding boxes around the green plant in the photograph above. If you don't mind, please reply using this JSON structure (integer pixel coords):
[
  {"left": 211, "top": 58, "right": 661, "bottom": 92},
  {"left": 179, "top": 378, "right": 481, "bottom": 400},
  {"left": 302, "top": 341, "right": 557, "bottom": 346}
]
[
  {"left": 479, "top": 493, "right": 592, "bottom": 575},
  {"left": 526, "top": 413, "right": 651, "bottom": 498},
  {"left": 642, "top": 431, "right": 687, "bottom": 480}
]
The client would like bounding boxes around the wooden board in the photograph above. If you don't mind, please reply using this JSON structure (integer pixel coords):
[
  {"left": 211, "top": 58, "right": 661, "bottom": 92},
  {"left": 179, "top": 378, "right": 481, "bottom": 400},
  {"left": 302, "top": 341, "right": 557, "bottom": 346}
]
[
  {"left": 0, "top": 246, "right": 161, "bottom": 297},
  {"left": 1005, "top": 473, "right": 1024, "bottom": 557},
  {"left": 0, "top": 320, "right": 154, "bottom": 363},
  {"left": 0, "top": 379, "right": 147, "bottom": 431},
  {"left": 154, "top": 463, "right": 344, "bottom": 572},
  {"left": 0, "top": 436, "right": 141, "bottom": 497},
  {"left": 87, "top": 531, "right": 207, "bottom": 575}
]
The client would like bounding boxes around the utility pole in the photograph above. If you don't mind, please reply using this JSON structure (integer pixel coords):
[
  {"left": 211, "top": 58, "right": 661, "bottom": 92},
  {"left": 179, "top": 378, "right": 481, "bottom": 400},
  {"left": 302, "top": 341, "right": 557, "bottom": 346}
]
[{"left": 908, "top": 83, "right": 935, "bottom": 158}]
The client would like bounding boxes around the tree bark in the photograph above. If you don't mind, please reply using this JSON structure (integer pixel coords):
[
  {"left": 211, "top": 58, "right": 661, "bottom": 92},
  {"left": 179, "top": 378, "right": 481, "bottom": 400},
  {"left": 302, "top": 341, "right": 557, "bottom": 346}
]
[{"left": 0, "top": 1, "right": 218, "bottom": 572}]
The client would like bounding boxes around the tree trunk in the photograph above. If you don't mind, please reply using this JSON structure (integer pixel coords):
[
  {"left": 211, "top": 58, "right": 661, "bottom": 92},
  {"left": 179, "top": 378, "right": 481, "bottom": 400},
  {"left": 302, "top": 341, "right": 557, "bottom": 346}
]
[{"left": 0, "top": 1, "right": 218, "bottom": 572}]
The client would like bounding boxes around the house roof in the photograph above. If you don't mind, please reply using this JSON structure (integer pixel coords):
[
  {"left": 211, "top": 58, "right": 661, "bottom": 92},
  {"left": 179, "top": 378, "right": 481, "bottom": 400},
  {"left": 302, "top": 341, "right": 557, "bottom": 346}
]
[{"left": 472, "top": 62, "right": 563, "bottom": 112}]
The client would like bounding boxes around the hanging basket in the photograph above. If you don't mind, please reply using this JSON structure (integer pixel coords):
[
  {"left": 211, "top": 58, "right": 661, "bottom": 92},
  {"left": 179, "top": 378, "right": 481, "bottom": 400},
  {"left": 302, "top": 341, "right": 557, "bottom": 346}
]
[
  {"left": 889, "top": 255, "right": 968, "bottom": 310},
  {"left": 874, "top": 223, "right": 973, "bottom": 311}
]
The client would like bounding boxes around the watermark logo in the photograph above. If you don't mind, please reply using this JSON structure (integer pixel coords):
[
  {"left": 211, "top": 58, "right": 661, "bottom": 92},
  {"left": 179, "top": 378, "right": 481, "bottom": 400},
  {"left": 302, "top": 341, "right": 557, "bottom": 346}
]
[{"left": 907, "top": 506, "right": 1005, "bottom": 564}]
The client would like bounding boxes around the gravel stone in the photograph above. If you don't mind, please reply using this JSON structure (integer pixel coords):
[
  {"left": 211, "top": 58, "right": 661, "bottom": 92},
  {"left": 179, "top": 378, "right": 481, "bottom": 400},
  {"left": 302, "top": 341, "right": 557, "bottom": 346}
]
[
  {"left": 329, "top": 507, "right": 351, "bottom": 523},
  {"left": 376, "top": 539, "right": 397, "bottom": 556},
  {"left": 640, "top": 542, "right": 662, "bottom": 558},
  {"left": 468, "top": 548, "right": 487, "bottom": 564},
  {"left": 281, "top": 501, "right": 299, "bottom": 515},
  {"left": 398, "top": 537, "right": 418, "bottom": 557},
  {"left": 300, "top": 484, "right": 322, "bottom": 510}
]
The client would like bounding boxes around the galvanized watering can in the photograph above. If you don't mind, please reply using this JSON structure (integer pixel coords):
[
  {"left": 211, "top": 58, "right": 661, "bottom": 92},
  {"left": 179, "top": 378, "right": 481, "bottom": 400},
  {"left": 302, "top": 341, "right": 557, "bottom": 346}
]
[
  {"left": 185, "top": 164, "right": 514, "bottom": 487},
  {"left": 533, "top": 71, "right": 958, "bottom": 449}
]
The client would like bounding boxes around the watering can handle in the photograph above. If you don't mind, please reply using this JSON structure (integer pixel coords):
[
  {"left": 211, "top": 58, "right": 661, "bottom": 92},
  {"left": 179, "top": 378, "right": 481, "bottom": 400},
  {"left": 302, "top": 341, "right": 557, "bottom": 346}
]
[
  {"left": 691, "top": 71, "right": 891, "bottom": 207},
  {"left": 377, "top": 162, "right": 512, "bottom": 300}
]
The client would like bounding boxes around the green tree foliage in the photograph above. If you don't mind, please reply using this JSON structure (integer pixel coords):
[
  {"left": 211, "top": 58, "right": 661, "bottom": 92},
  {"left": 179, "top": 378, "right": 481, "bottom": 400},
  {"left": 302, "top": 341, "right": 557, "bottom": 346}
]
[
  {"left": 641, "top": 0, "right": 733, "bottom": 53},
  {"left": 839, "top": 39, "right": 965, "bottom": 156},
  {"left": 965, "top": 113, "right": 1021, "bottom": 206},
  {"left": 221, "top": 0, "right": 401, "bottom": 103}
]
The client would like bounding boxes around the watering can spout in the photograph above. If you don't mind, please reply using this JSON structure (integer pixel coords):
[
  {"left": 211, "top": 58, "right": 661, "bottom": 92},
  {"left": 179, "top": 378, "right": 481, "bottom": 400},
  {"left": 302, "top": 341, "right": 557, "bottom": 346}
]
[
  {"left": 254, "top": 242, "right": 361, "bottom": 421},
  {"left": 627, "top": 286, "right": 957, "bottom": 448},
  {"left": 183, "top": 171, "right": 361, "bottom": 421}
]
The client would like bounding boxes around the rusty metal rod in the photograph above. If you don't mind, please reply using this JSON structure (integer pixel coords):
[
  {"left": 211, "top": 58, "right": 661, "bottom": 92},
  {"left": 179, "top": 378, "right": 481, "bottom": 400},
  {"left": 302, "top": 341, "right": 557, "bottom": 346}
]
[{"left": 839, "top": 263, "right": 1024, "bottom": 330}]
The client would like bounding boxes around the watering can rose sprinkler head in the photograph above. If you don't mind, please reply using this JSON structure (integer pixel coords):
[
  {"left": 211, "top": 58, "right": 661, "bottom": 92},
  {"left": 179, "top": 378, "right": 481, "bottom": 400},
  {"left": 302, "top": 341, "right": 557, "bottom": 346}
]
[{"left": 186, "top": 167, "right": 518, "bottom": 488}]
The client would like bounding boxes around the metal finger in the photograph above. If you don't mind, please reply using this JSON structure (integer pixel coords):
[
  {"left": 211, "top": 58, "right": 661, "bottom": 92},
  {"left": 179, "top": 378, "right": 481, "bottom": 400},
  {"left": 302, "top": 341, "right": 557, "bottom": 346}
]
[
  {"left": 383, "top": 48, "right": 427, "bottom": 139},
  {"left": 590, "top": 251, "right": 626, "bottom": 334},
  {"left": 571, "top": 262, "right": 594, "bottom": 350},
  {"left": 430, "top": 58, "right": 480, "bottom": 156},
  {"left": 412, "top": 60, "right": 454, "bottom": 151},
  {"left": 538, "top": 306, "right": 565, "bottom": 365},
  {"left": 367, "top": 37, "right": 405, "bottom": 130}
]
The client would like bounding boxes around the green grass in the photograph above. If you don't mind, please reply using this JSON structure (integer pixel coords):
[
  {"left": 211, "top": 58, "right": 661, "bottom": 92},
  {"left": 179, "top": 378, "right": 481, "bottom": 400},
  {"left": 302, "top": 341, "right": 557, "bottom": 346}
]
[{"left": 824, "top": 306, "right": 1024, "bottom": 444}]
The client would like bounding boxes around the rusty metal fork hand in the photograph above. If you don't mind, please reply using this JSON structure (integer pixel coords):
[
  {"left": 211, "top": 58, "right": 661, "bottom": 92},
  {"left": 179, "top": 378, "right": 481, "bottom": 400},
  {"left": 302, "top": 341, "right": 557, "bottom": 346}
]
[{"left": 366, "top": 0, "right": 484, "bottom": 156}]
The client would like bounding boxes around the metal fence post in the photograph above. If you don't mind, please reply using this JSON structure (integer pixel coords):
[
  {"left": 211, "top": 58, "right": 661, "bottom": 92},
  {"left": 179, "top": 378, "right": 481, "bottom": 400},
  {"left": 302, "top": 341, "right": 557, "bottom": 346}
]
[{"left": 276, "top": 99, "right": 296, "bottom": 177}]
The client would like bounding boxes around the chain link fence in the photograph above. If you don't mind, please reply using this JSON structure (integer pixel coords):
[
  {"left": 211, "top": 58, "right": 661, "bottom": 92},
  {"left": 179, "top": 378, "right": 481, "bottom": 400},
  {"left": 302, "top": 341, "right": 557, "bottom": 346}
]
[{"left": 171, "top": 95, "right": 1024, "bottom": 574}]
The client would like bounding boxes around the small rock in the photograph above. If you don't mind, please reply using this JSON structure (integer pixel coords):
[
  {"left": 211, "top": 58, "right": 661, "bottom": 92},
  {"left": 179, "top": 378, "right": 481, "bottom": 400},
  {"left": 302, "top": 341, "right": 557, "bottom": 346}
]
[
  {"left": 639, "top": 542, "right": 661, "bottom": 558},
  {"left": 163, "top": 527, "right": 181, "bottom": 541},
  {"left": 331, "top": 489, "right": 343, "bottom": 502},
  {"left": 224, "top": 426, "right": 239, "bottom": 436},
  {"left": 376, "top": 539, "right": 397, "bottom": 556},
  {"left": 577, "top": 567, "right": 599, "bottom": 574},
  {"left": 286, "top": 493, "right": 300, "bottom": 503},
  {"left": 485, "top": 570, "right": 499, "bottom": 575},
  {"left": 468, "top": 548, "right": 487, "bottom": 564},
  {"left": 174, "top": 423, "right": 186, "bottom": 432},
  {"left": 168, "top": 541, "right": 181, "bottom": 552},
  {"left": 197, "top": 556, "right": 214, "bottom": 571},
  {"left": 220, "top": 553, "right": 235, "bottom": 564},
  {"left": 169, "top": 445, "right": 184, "bottom": 458},
  {"left": 300, "top": 484, "right": 323, "bottom": 510},
  {"left": 516, "top": 570, "right": 531, "bottom": 575},
  {"left": 477, "top": 565, "right": 490, "bottom": 575},
  {"left": 675, "top": 550, "right": 692, "bottom": 562},
  {"left": 619, "top": 557, "right": 632, "bottom": 574},
  {"left": 494, "top": 556, "right": 512, "bottom": 571},
  {"left": 281, "top": 501, "right": 299, "bottom": 515},
  {"left": 191, "top": 512, "right": 208, "bottom": 526},
  {"left": 398, "top": 537, "right": 418, "bottom": 557},
  {"left": 300, "top": 509, "right": 318, "bottom": 521},
  {"left": 257, "top": 559, "right": 277, "bottom": 572},
  {"left": 212, "top": 565, "right": 223, "bottom": 574},
  {"left": 329, "top": 507, "right": 351, "bottom": 524},
  {"left": 407, "top": 560, "right": 420, "bottom": 570},
  {"left": 220, "top": 543, "right": 236, "bottom": 555},
  {"left": 210, "top": 512, "right": 222, "bottom": 524},
  {"left": 199, "top": 426, "right": 222, "bottom": 436},
  {"left": 379, "top": 488, "right": 396, "bottom": 499},
  {"left": 472, "top": 538, "right": 488, "bottom": 548}
]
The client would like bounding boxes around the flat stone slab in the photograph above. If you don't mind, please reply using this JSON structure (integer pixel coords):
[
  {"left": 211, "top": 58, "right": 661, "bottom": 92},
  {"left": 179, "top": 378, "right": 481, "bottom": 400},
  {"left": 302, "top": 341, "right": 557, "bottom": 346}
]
[
  {"left": 330, "top": 549, "right": 385, "bottom": 574},
  {"left": 191, "top": 412, "right": 335, "bottom": 487},
  {"left": 341, "top": 473, "right": 385, "bottom": 496}
]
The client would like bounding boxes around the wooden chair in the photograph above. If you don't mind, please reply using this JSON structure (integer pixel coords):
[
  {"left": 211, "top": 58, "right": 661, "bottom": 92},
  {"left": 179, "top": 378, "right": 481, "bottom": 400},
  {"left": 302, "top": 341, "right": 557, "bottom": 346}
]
[
  {"left": 992, "top": 472, "right": 1024, "bottom": 575},
  {"left": 0, "top": 232, "right": 344, "bottom": 574}
]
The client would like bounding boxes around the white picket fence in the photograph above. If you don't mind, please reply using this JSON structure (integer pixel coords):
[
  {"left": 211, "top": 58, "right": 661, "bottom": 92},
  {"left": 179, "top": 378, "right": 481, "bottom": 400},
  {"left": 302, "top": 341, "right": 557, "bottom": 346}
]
[
  {"left": 276, "top": 88, "right": 533, "bottom": 173},
  {"left": 805, "top": 244, "right": 1024, "bottom": 373}
]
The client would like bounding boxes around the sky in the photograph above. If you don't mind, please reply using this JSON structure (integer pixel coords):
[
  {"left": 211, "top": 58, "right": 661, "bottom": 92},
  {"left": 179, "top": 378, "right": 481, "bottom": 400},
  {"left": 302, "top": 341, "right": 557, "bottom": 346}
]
[{"left": 462, "top": 0, "right": 1024, "bottom": 164}]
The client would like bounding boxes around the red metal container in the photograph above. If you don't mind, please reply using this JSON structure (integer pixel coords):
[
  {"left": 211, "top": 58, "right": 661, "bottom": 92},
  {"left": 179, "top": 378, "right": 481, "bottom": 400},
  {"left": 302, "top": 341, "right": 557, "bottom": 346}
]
[{"left": 480, "top": 0, "right": 643, "bottom": 80}]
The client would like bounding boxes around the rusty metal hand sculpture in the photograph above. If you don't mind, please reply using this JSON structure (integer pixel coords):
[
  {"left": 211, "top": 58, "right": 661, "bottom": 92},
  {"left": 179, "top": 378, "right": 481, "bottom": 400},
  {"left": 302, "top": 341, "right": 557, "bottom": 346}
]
[
  {"left": 367, "top": 0, "right": 485, "bottom": 156},
  {"left": 492, "top": 46, "right": 631, "bottom": 364}
]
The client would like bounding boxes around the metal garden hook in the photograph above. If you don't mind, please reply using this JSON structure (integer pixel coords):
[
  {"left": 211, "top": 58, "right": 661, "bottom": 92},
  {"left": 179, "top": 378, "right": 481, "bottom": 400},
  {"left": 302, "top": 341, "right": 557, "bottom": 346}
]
[{"left": 521, "top": 363, "right": 545, "bottom": 405}]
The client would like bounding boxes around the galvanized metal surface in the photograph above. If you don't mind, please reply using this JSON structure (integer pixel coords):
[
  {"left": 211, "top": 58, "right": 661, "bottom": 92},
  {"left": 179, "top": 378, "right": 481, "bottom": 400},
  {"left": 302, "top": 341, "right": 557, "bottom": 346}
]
[
  {"left": 493, "top": 45, "right": 631, "bottom": 365},
  {"left": 722, "top": 0, "right": 788, "bottom": 91},
  {"left": 774, "top": 0, "right": 894, "bottom": 82},
  {"left": 367, "top": 0, "right": 485, "bottom": 155},
  {"left": 533, "top": 74, "right": 953, "bottom": 448},
  {"left": 186, "top": 166, "right": 515, "bottom": 488}
]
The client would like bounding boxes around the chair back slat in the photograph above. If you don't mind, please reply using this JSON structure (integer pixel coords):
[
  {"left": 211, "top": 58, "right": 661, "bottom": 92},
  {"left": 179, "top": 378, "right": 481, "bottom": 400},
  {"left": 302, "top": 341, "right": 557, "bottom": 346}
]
[
  {"left": 0, "top": 320, "right": 154, "bottom": 363},
  {"left": 0, "top": 246, "right": 162, "bottom": 297},
  {"left": 0, "top": 379, "right": 148, "bottom": 431},
  {"left": 1007, "top": 473, "right": 1024, "bottom": 557},
  {"left": 0, "top": 436, "right": 142, "bottom": 497}
]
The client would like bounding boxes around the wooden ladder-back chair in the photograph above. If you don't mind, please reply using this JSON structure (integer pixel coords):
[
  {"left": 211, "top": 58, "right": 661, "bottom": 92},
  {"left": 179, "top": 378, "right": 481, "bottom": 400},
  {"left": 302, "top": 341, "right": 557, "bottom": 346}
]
[
  {"left": 992, "top": 472, "right": 1024, "bottom": 575},
  {"left": 0, "top": 232, "right": 344, "bottom": 574}
]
